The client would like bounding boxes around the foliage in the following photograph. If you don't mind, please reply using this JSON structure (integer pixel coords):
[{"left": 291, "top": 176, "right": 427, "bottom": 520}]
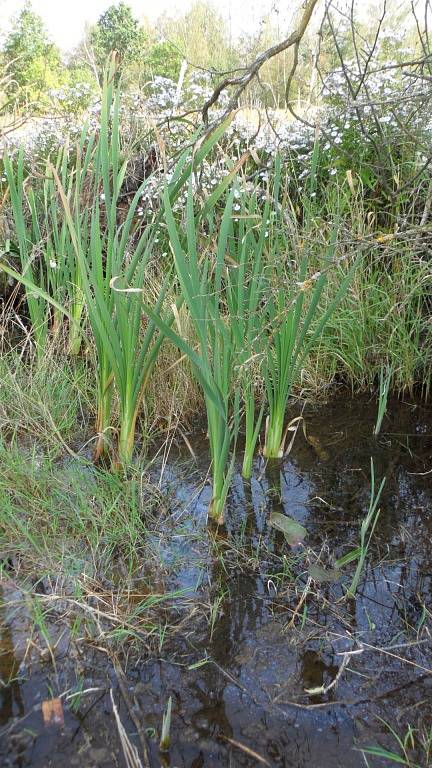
[
  {"left": 143, "top": 41, "right": 183, "bottom": 83},
  {"left": 2, "top": 2, "right": 432, "bottom": 524},
  {"left": 90, "top": 3, "right": 148, "bottom": 75},
  {"left": 2, "top": 3, "right": 63, "bottom": 108},
  {"left": 151, "top": 182, "right": 241, "bottom": 524},
  {"left": 159, "top": 0, "right": 234, "bottom": 71},
  {"left": 49, "top": 64, "right": 97, "bottom": 115}
]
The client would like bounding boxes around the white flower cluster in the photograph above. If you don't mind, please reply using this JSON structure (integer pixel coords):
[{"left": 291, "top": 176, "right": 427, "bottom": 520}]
[
  {"left": 48, "top": 82, "right": 94, "bottom": 103},
  {"left": 147, "top": 76, "right": 178, "bottom": 113},
  {"left": 2, "top": 53, "right": 431, "bottom": 206},
  {"left": 1, "top": 117, "right": 82, "bottom": 161}
]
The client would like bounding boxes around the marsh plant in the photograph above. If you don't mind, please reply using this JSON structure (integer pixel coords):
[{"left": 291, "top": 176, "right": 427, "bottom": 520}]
[
  {"left": 225, "top": 190, "right": 269, "bottom": 479},
  {"left": 5, "top": 57, "right": 430, "bottom": 530},
  {"left": 1, "top": 60, "right": 235, "bottom": 468},
  {"left": 337, "top": 458, "right": 386, "bottom": 598},
  {"left": 0, "top": 101, "right": 362, "bottom": 523},
  {"left": 374, "top": 364, "right": 392, "bottom": 435},
  {"left": 262, "top": 153, "right": 360, "bottom": 459},
  {"left": 145, "top": 183, "right": 241, "bottom": 524},
  {"left": 60, "top": 73, "right": 237, "bottom": 465}
]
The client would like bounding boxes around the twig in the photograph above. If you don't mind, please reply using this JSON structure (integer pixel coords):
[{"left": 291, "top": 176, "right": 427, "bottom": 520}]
[
  {"left": 113, "top": 657, "right": 151, "bottom": 768},
  {"left": 220, "top": 735, "right": 271, "bottom": 766},
  {"left": 110, "top": 689, "right": 144, "bottom": 768}
]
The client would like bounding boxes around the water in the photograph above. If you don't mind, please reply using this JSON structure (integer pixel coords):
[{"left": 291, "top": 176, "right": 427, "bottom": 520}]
[{"left": 1, "top": 394, "right": 431, "bottom": 767}]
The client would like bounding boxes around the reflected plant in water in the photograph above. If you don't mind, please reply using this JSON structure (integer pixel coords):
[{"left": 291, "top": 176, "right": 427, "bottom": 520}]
[{"left": 374, "top": 363, "right": 392, "bottom": 435}]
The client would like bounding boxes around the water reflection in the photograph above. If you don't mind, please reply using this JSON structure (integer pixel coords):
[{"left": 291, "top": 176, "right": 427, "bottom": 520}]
[
  {"left": 2, "top": 395, "right": 431, "bottom": 767},
  {"left": 0, "top": 593, "right": 24, "bottom": 725}
]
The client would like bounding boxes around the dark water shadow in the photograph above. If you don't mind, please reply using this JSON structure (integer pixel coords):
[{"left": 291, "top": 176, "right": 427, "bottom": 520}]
[{"left": 1, "top": 394, "right": 432, "bottom": 767}]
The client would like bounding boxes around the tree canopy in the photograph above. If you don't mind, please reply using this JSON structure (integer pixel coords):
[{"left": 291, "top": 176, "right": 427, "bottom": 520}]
[
  {"left": 3, "top": 2, "right": 63, "bottom": 105},
  {"left": 90, "top": 2, "right": 148, "bottom": 73}
]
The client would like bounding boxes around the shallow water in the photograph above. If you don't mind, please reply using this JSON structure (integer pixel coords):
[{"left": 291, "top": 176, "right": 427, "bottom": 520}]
[{"left": 1, "top": 394, "right": 431, "bottom": 767}]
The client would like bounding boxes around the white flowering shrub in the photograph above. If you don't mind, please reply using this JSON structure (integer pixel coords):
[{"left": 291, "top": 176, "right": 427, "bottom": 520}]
[
  {"left": 48, "top": 82, "right": 97, "bottom": 116},
  {"left": 2, "top": 46, "right": 431, "bottom": 228},
  {"left": 318, "top": 56, "right": 432, "bottom": 210}
]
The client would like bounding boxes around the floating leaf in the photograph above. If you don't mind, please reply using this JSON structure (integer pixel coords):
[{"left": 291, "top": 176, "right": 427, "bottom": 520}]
[
  {"left": 304, "top": 685, "right": 326, "bottom": 695},
  {"left": 308, "top": 564, "right": 341, "bottom": 583},
  {"left": 269, "top": 513, "right": 307, "bottom": 545},
  {"left": 42, "top": 698, "right": 64, "bottom": 727}
]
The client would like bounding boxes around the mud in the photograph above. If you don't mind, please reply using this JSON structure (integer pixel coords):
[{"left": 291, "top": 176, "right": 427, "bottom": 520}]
[{"left": 1, "top": 394, "right": 431, "bottom": 767}]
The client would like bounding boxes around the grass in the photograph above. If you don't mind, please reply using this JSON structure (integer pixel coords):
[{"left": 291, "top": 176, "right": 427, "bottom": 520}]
[
  {"left": 360, "top": 718, "right": 432, "bottom": 768},
  {"left": 313, "top": 243, "right": 432, "bottom": 397},
  {"left": 1, "top": 64, "right": 431, "bottom": 528},
  {"left": 0, "top": 441, "right": 148, "bottom": 570},
  {"left": 0, "top": 348, "right": 92, "bottom": 454},
  {"left": 0, "top": 437, "right": 188, "bottom": 647},
  {"left": 337, "top": 458, "right": 386, "bottom": 599},
  {"left": 147, "top": 182, "right": 240, "bottom": 524}
]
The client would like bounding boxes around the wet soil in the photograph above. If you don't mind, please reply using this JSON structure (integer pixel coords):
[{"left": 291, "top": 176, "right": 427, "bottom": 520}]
[{"left": 1, "top": 394, "right": 431, "bottom": 767}]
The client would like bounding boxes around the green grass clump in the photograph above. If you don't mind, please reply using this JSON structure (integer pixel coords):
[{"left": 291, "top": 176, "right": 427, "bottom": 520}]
[
  {"left": 2, "top": 63, "right": 431, "bottom": 527},
  {"left": 311, "top": 247, "right": 432, "bottom": 397},
  {"left": 0, "top": 440, "right": 155, "bottom": 576},
  {"left": 0, "top": 351, "right": 92, "bottom": 454}
]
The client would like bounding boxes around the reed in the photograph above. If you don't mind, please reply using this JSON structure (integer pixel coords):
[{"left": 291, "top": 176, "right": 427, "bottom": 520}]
[
  {"left": 143, "top": 183, "right": 240, "bottom": 523},
  {"left": 374, "top": 364, "right": 392, "bottom": 435},
  {"left": 3, "top": 130, "right": 94, "bottom": 357},
  {"left": 4, "top": 147, "right": 50, "bottom": 354},
  {"left": 3, "top": 58, "right": 235, "bottom": 464},
  {"left": 262, "top": 225, "right": 357, "bottom": 458},
  {"left": 338, "top": 458, "right": 386, "bottom": 598},
  {"left": 225, "top": 191, "right": 269, "bottom": 478},
  {"left": 262, "top": 152, "right": 359, "bottom": 457}
]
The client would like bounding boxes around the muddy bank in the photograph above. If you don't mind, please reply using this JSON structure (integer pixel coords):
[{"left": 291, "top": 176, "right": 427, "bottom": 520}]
[{"left": 1, "top": 394, "right": 431, "bottom": 767}]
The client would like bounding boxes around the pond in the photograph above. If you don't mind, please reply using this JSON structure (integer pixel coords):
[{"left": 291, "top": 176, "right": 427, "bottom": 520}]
[{"left": 1, "top": 394, "right": 431, "bottom": 767}]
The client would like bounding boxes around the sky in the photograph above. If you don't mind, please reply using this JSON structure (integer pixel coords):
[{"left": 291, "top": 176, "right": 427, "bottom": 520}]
[
  {"left": 0, "top": 0, "right": 282, "bottom": 51},
  {"left": 0, "top": 0, "right": 385, "bottom": 56}
]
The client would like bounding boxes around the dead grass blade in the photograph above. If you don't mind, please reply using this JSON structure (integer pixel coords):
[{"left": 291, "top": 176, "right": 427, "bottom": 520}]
[
  {"left": 221, "top": 735, "right": 271, "bottom": 766},
  {"left": 110, "top": 689, "right": 144, "bottom": 768}
]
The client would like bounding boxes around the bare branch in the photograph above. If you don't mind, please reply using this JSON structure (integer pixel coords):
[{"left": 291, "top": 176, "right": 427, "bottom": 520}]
[{"left": 201, "top": 0, "right": 320, "bottom": 125}]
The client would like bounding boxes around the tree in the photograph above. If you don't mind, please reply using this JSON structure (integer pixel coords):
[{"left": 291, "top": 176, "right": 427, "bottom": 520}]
[
  {"left": 144, "top": 40, "right": 183, "bottom": 82},
  {"left": 2, "top": 2, "right": 63, "bottom": 106},
  {"left": 158, "top": 1, "right": 234, "bottom": 72},
  {"left": 90, "top": 3, "right": 147, "bottom": 73}
]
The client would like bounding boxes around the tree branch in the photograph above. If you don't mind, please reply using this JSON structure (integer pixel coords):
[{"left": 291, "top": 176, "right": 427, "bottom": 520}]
[{"left": 201, "top": 0, "right": 320, "bottom": 125}]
